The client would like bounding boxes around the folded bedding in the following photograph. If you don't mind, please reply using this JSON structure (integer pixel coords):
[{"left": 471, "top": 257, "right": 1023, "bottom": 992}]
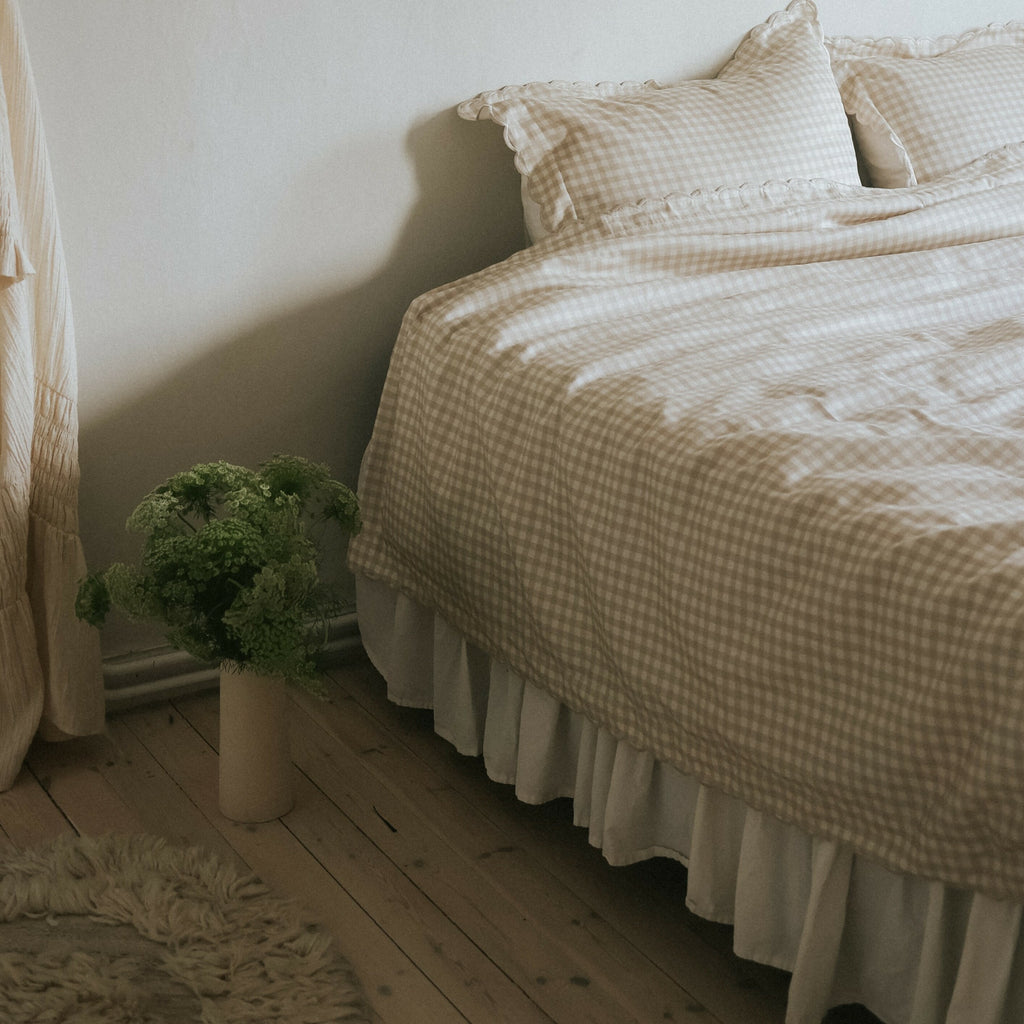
[{"left": 349, "top": 145, "right": 1024, "bottom": 902}]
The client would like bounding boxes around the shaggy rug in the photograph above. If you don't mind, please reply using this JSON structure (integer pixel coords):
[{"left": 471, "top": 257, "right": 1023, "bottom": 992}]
[{"left": 0, "top": 833, "right": 370, "bottom": 1023}]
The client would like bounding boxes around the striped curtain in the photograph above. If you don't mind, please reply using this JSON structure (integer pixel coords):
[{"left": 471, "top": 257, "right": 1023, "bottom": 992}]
[{"left": 0, "top": 0, "right": 103, "bottom": 790}]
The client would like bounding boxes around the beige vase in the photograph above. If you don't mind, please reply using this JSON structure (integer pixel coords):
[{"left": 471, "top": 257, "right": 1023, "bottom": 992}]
[{"left": 218, "top": 664, "right": 295, "bottom": 822}]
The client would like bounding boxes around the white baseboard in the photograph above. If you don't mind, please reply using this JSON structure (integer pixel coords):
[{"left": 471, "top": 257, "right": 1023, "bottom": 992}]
[{"left": 102, "top": 610, "right": 361, "bottom": 712}]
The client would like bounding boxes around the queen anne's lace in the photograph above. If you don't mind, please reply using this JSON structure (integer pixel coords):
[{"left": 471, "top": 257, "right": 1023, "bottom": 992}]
[{"left": 75, "top": 456, "right": 360, "bottom": 692}]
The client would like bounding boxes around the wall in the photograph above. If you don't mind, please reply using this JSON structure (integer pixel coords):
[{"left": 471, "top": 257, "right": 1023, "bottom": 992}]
[{"left": 18, "top": 0, "right": 1023, "bottom": 660}]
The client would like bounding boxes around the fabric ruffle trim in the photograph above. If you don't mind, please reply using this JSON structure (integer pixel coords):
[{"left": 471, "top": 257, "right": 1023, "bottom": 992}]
[
  {"left": 827, "top": 20, "right": 1024, "bottom": 86},
  {"left": 356, "top": 576, "right": 1024, "bottom": 1024}
]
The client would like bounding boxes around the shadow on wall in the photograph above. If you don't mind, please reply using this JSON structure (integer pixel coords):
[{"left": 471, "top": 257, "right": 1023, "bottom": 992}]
[{"left": 77, "top": 107, "right": 523, "bottom": 657}]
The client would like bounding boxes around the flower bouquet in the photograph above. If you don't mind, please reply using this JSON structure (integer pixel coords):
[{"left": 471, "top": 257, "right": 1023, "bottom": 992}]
[{"left": 76, "top": 454, "right": 360, "bottom": 694}]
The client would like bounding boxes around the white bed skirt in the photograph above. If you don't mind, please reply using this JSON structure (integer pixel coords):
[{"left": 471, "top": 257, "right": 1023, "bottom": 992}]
[{"left": 356, "top": 576, "right": 1024, "bottom": 1024}]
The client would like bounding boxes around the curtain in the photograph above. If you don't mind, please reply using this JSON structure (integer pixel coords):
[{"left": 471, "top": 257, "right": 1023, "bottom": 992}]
[{"left": 0, "top": 0, "right": 103, "bottom": 791}]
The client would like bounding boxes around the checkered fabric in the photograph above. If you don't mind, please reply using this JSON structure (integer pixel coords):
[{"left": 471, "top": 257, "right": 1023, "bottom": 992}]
[
  {"left": 350, "top": 145, "right": 1024, "bottom": 901},
  {"left": 827, "top": 22, "right": 1024, "bottom": 188},
  {"left": 458, "top": 0, "right": 859, "bottom": 236}
]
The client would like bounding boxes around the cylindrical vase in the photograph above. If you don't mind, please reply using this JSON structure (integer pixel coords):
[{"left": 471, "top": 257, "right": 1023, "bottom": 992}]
[{"left": 218, "top": 664, "right": 294, "bottom": 822}]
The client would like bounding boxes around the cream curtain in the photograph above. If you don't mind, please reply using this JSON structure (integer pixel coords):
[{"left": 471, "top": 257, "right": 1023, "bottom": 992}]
[{"left": 0, "top": 0, "right": 103, "bottom": 791}]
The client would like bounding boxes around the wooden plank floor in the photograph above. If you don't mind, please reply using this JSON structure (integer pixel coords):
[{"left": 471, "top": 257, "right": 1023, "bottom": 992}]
[{"left": 0, "top": 649, "right": 882, "bottom": 1023}]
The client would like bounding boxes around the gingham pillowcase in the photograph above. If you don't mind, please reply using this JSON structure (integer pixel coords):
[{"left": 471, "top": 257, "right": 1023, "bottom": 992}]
[
  {"left": 827, "top": 24, "right": 1024, "bottom": 188},
  {"left": 458, "top": 0, "right": 860, "bottom": 239}
]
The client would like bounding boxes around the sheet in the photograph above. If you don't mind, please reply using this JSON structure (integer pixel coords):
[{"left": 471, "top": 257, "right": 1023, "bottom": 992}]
[{"left": 349, "top": 144, "right": 1024, "bottom": 901}]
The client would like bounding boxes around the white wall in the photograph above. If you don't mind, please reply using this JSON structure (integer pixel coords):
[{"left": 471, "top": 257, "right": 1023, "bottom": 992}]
[{"left": 18, "top": 0, "right": 1023, "bottom": 658}]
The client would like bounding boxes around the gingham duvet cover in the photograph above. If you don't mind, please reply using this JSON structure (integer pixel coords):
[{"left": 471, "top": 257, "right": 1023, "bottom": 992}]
[{"left": 350, "top": 145, "right": 1024, "bottom": 901}]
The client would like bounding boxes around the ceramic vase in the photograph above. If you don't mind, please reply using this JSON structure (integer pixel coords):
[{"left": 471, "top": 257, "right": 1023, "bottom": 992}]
[{"left": 218, "top": 664, "right": 294, "bottom": 822}]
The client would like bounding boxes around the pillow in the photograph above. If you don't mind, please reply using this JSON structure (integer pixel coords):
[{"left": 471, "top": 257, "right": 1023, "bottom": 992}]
[
  {"left": 827, "top": 23, "right": 1024, "bottom": 188},
  {"left": 458, "top": 0, "right": 860, "bottom": 239}
]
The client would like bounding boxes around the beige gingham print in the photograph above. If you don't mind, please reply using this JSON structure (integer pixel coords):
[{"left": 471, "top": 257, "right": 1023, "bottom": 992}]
[
  {"left": 839, "top": 44, "right": 1024, "bottom": 187},
  {"left": 458, "top": 0, "right": 859, "bottom": 235},
  {"left": 350, "top": 145, "right": 1024, "bottom": 901},
  {"left": 827, "top": 21, "right": 1024, "bottom": 188}
]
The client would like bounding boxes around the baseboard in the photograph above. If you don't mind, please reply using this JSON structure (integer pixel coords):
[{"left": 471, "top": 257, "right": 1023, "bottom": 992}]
[{"left": 102, "top": 610, "right": 362, "bottom": 712}]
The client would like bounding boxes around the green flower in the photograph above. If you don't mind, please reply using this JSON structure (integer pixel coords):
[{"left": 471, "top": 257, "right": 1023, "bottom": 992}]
[
  {"left": 76, "top": 455, "right": 360, "bottom": 692},
  {"left": 74, "top": 572, "right": 111, "bottom": 628}
]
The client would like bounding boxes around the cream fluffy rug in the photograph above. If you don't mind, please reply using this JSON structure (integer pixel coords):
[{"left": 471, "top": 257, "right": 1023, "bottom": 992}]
[{"left": 0, "top": 833, "right": 370, "bottom": 1023}]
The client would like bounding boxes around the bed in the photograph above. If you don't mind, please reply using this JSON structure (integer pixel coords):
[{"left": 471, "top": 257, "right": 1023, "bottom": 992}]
[{"left": 348, "top": 4, "right": 1024, "bottom": 1021}]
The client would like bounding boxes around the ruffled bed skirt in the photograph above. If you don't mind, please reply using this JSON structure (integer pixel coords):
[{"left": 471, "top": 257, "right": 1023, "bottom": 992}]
[{"left": 356, "top": 576, "right": 1024, "bottom": 1024}]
